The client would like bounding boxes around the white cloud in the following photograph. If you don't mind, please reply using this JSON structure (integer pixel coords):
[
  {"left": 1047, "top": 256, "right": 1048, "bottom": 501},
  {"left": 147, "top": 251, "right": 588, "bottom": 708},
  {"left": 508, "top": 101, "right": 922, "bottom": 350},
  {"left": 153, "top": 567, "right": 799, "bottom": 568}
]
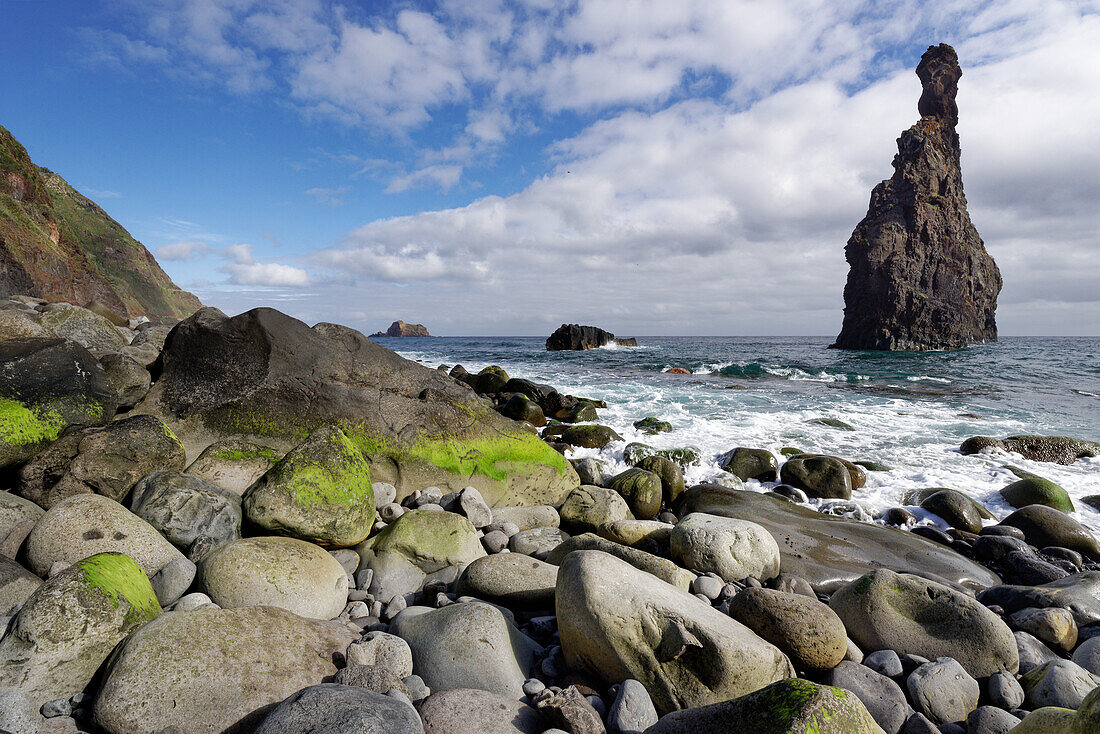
[
  {"left": 155, "top": 240, "right": 212, "bottom": 261},
  {"left": 304, "top": 186, "right": 350, "bottom": 206},
  {"left": 217, "top": 243, "right": 311, "bottom": 287}
]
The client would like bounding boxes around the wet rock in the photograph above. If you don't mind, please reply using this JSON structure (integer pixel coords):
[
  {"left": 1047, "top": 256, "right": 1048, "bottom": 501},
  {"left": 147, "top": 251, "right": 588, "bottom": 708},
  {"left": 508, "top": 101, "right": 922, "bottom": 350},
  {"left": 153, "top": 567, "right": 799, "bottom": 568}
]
[
  {"left": 670, "top": 513, "right": 780, "bottom": 582},
  {"left": 1000, "top": 477, "right": 1074, "bottom": 513},
  {"left": 919, "top": 490, "right": 983, "bottom": 533},
  {"left": 634, "top": 456, "right": 685, "bottom": 505},
  {"left": 999, "top": 506, "right": 1100, "bottom": 559},
  {"left": 607, "top": 468, "right": 663, "bottom": 520},
  {"left": 978, "top": 571, "right": 1100, "bottom": 627},
  {"left": 254, "top": 683, "right": 423, "bottom": 734},
  {"left": 561, "top": 424, "right": 623, "bottom": 449},
  {"left": 961, "top": 435, "right": 1100, "bottom": 465},
  {"left": 546, "top": 324, "right": 633, "bottom": 351},
  {"left": 718, "top": 448, "right": 779, "bottom": 482},
  {"left": 779, "top": 456, "right": 852, "bottom": 500}
]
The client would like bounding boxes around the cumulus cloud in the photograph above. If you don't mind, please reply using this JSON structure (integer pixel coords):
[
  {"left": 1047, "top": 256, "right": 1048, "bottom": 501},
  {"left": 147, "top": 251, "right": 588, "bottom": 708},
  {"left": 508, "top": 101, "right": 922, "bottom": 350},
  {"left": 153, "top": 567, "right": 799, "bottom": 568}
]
[
  {"left": 218, "top": 243, "right": 311, "bottom": 287},
  {"left": 155, "top": 240, "right": 212, "bottom": 261}
]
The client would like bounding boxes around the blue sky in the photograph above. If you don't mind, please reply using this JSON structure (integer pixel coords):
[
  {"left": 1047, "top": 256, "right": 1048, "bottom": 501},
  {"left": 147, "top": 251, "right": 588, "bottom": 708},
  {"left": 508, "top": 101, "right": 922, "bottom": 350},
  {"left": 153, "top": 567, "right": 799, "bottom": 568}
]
[{"left": 1, "top": 0, "right": 1098, "bottom": 335}]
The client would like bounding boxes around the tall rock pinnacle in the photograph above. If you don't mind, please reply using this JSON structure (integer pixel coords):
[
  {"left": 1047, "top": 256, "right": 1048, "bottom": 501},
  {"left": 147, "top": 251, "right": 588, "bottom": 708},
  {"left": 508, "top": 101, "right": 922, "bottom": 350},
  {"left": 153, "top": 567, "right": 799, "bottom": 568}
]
[{"left": 832, "top": 44, "right": 1001, "bottom": 351}]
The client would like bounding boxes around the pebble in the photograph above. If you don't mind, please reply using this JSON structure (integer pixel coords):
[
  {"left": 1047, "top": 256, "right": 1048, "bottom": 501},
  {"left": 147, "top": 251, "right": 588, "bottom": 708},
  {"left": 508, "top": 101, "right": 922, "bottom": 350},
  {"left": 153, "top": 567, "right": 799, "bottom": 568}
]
[
  {"left": 402, "top": 674, "right": 430, "bottom": 702},
  {"left": 40, "top": 698, "right": 72, "bottom": 718},
  {"left": 379, "top": 503, "right": 405, "bottom": 523},
  {"left": 171, "top": 592, "right": 214, "bottom": 611},
  {"left": 372, "top": 482, "right": 397, "bottom": 506},
  {"left": 482, "top": 530, "right": 509, "bottom": 553},
  {"left": 382, "top": 595, "right": 407, "bottom": 621},
  {"left": 524, "top": 678, "right": 547, "bottom": 697},
  {"left": 692, "top": 575, "right": 722, "bottom": 600},
  {"left": 606, "top": 678, "right": 657, "bottom": 734},
  {"left": 459, "top": 487, "right": 493, "bottom": 528},
  {"left": 355, "top": 568, "right": 375, "bottom": 590}
]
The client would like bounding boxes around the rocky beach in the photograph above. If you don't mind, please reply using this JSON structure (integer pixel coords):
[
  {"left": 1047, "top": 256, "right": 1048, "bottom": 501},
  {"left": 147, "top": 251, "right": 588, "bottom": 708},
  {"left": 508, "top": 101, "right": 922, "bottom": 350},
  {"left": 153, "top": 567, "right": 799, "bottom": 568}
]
[{"left": 0, "top": 296, "right": 1097, "bottom": 734}]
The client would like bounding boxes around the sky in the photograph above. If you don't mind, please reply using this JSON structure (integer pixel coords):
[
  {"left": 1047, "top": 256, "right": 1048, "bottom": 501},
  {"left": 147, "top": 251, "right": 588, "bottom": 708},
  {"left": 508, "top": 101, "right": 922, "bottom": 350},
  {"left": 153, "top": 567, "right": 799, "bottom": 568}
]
[{"left": 1, "top": 0, "right": 1098, "bottom": 336}]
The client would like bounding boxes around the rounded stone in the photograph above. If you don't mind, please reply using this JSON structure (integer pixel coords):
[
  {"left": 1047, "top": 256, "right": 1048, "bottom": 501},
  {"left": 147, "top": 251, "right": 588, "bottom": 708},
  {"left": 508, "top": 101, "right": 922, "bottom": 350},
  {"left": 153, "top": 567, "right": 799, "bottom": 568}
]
[
  {"left": 559, "top": 485, "right": 633, "bottom": 534},
  {"left": 418, "top": 688, "right": 543, "bottom": 734},
  {"left": 129, "top": 470, "right": 242, "bottom": 549},
  {"left": 718, "top": 447, "right": 779, "bottom": 482},
  {"left": 906, "top": 657, "right": 979, "bottom": 725},
  {"left": 920, "top": 490, "right": 983, "bottom": 533},
  {"left": 185, "top": 439, "right": 281, "bottom": 494},
  {"left": 729, "top": 587, "right": 848, "bottom": 671},
  {"left": 456, "top": 553, "right": 558, "bottom": 608},
  {"left": 198, "top": 536, "right": 349, "bottom": 619},
  {"left": 254, "top": 683, "right": 423, "bottom": 734},
  {"left": 1019, "top": 659, "right": 1100, "bottom": 710},
  {"left": 670, "top": 513, "right": 780, "bottom": 582},
  {"left": 634, "top": 455, "right": 685, "bottom": 504},
  {"left": 829, "top": 569, "right": 1018, "bottom": 678},
  {"left": 1000, "top": 477, "right": 1074, "bottom": 513},
  {"left": 490, "top": 505, "right": 560, "bottom": 531},
  {"left": 509, "top": 526, "right": 569, "bottom": 557},
  {"left": 779, "top": 456, "right": 853, "bottom": 499},
  {"left": 1000, "top": 506, "right": 1100, "bottom": 559},
  {"left": 822, "top": 660, "right": 907, "bottom": 734}
]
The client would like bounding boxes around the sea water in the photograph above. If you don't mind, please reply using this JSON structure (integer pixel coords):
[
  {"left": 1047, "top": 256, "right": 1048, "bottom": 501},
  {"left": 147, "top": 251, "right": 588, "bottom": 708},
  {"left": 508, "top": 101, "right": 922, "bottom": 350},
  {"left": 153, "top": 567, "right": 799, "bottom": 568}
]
[{"left": 376, "top": 335, "right": 1100, "bottom": 533}]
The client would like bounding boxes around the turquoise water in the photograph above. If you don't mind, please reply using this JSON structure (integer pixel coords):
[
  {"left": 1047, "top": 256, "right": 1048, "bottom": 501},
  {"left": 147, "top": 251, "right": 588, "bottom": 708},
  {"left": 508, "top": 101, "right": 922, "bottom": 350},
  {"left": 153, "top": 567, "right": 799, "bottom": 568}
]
[{"left": 378, "top": 336, "right": 1100, "bottom": 532}]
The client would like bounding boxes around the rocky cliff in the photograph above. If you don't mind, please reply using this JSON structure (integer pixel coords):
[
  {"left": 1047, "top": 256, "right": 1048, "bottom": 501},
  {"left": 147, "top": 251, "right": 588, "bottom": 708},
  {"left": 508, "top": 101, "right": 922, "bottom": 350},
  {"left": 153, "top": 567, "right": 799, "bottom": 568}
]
[
  {"left": 832, "top": 44, "right": 1001, "bottom": 351},
  {"left": 0, "top": 124, "right": 201, "bottom": 319},
  {"left": 371, "top": 320, "right": 430, "bottom": 337}
]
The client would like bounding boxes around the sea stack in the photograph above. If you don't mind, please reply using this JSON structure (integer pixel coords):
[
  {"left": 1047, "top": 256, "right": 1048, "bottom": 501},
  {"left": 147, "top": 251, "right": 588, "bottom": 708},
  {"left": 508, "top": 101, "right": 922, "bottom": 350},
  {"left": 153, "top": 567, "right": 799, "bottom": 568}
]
[
  {"left": 546, "top": 324, "right": 637, "bottom": 350},
  {"left": 833, "top": 44, "right": 1001, "bottom": 351},
  {"left": 371, "top": 320, "right": 430, "bottom": 337}
]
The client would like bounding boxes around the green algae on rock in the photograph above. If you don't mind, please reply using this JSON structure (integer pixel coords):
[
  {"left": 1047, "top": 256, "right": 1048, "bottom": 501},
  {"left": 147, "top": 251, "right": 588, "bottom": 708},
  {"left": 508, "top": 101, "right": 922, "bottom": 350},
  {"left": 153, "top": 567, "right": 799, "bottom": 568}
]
[
  {"left": 1000, "top": 476, "right": 1075, "bottom": 513},
  {"left": 243, "top": 425, "right": 375, "bottom": 547}
]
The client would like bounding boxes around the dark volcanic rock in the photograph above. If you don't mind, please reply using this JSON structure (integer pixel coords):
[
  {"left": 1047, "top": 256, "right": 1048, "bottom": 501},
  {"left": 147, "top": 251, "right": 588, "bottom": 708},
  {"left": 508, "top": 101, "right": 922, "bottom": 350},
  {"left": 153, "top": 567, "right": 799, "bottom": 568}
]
[
  {"left": 546, "top": 323, "right": 636, "bottom": 350},
  {"left": 833, "top": 44, "right": 1001, "bottom": 351},
  {"left": 961, "top": 434, "right": 1100, "bottom": 465},
  {"left": 371, "top": 320, "right": 430, "bottom": 337}
]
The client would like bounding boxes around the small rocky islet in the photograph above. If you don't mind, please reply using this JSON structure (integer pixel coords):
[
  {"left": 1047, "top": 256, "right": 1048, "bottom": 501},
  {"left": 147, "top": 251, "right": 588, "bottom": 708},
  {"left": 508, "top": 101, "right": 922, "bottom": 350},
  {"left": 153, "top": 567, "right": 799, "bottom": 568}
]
[{"left": 0, "top": 297, "right": 1099, "bottom": 734}]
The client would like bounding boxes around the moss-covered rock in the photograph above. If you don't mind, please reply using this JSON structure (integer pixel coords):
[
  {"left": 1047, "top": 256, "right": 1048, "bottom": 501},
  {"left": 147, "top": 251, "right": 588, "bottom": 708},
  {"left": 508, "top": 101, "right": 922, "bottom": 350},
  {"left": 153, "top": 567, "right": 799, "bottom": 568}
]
[
  {"left": 357, "top": 509, "right": 485, "bottom": 575},
  {"left": 186, "top": 438, "right": 282, "bottom": 494},
  {"left": 560, "top": 401, "right": 599, "bottom": 423},
  {"left": 643, "top": 679, "right": 885, "bottom": 733},
  {"left": 498, "top": 393, "right": 547, "bottom": 427},
  {"left": 607, "top": 467, "right": 663, "bottom": 520},
  {"left": 809, "top": 417, "right": 855, "bottom": 431},
  {"left": 635, "top": 454, "right": 685, "bottom": 503},
  {"left": 855, "top": 460, "right": 892, "bottom": 472},
  {"left": 560, "top": 424, "right": 622, "bottom": 449},
  {"left": 633, "top": 416, "right": 672, "bottom": 434},
  {"left": 718, "top": 447, "right": 779, "bottom": 482},
  {"left": 38, "top": 304, "right": 127, "bottom": 351},
  {"left": 243, "top": 425, "right": 375, "bottom": 548},
  {"left": 0, "top": 552, "right": 160, "bottom": 707},
  {"left": 1001, "top": 477, "right": 1075, "bottom": 513},
  {"left": 920, "top": 489, "right": 985, "bottom": 533},
  {"left": 780, "top": 456, "right": 852, "bottom": 500},
  {"left": 623, "top": 442, "right": 701, "bottom": 469}
]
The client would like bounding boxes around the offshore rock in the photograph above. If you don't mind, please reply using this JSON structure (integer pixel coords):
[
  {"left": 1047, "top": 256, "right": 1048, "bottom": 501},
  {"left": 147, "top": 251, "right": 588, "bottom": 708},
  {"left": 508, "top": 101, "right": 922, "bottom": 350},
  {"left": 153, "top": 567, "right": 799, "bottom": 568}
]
[
  {"left": 371, "top": 320, "right": 430, "bottom": 337},
  {"left": 833, "top": 44, "right": 1001, "bottom": 351},
  {"left": 546, "top": 323, "right": 637, "bottom": 350}
]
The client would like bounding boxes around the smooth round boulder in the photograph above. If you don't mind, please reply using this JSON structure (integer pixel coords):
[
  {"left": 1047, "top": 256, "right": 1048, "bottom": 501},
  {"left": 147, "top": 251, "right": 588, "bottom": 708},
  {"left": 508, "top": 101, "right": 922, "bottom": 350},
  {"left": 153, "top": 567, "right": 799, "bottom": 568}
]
[
  {"left": 670, "top": 512, "right": 780, "bottom": 582},
  {"left": 389, "top": 601, "right": 542, "bottom": 699},
  {"left": 547, "top": 532, "right": 694, "bottom": 591},
  {"left": 560, "top": 484, "right": 633, "bottom": 534},
  {"left": 634, "top": 455, "right": 685, "bottom": 504},
  {"left": 597, "top": 519, "right": 672, "bottom": 548},
  {"left": 642, "top": 678, "right": 885, "bottom": 733},
  {"left": 418, "top": 688, "right": 543, "bottom": 734},
  {"left": 0, "top": 553, "right": 160, "bottom": 707},
  {"left": 456, "top": 553, "right": 558, "bottom": 608},
  {"left": 510, "top": 526, "right": 569, "bottom": 557},
  {"left": 24, "top": 493, "right": 184, "bottom": 577},
  {"left": 906, "top": 657, "right": 979, "bottom": 725},
  {"left": 198, "top": 536, "right": 349, "bottom": 619},
  {"left": 356, "top": 509, "right": 485, "bottom": 574},
  {"left": 607, "top": 468, "right": 663, "bottom": 520},
  {"left": 491, "top": 504, "right": 560, "bottom": 531},
  {"left": 729, "top": 587, "right": 848, "bottom": 671},
  {"left": 92, "top": 606, "right": 356, "bottom": 734},
  {"left": 1010, "top": 607, "right": 1078, "bottom": 652},
  {"left": 822, "top": 661, "right": 907, "bottom": 734},
  {"left": 829, "top": 569, "right": 1018, "bottom": 678},
  {"left": 1001, "top": 506, "right": 1100, "bottom": 559},
  {"left": 1019, "top": 659, "right": 1100, "bottom": 710},
  {"left": 560, "top": 424, "right": 622, "bottom": 449},
  {"left": 129, "top": 470, "right": 242, "bottom": 548},
  {"left": 1001, "top": 477, "right": 1074, "bottom": 513},
  {"left": 718, "top": 447, "right": 779, "bottom": 482},
  {"left": 556, "top": 550, "right": 793, "bottom": 715},
  {"left": 254, "top": 683, "right": 424, "bottom": 734},
  {"left": 920, "top": 490, "right": 983, "bottom": 533},
  {"left": 243, "top": 426, "right": 375, "bottom": 547},
  {"left": 780, "top": 456, "right": 853, "bottom": 499}
]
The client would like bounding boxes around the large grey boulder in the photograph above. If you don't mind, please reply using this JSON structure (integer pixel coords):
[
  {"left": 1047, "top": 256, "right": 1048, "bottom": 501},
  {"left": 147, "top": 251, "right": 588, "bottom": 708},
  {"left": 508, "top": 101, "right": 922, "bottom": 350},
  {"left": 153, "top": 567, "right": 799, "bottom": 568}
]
[
  {"left": 37, "top": 304, "right": 126, "bottom": 350},
  {"left": 999, "top": 506, "right": 1100, "bottom": 559},
  {"left": 961, "top": 434, "right": 1100, "bottom": 465},
  {"left": 822, "top": 661, "right": 907, "bottom": 734},
  {"left": 17, "top": 414, "right": 186, "bottom": 509},
  {"left": 560, "top": 485, "right": 633, "bottom": 533},
  {"left": 131, "top": 308, "right": 578, "bottom": 506},
  {"left": 0, "top": 556, "right": 41, "bottom": 615},
  {"left": 0, "top": 491, "right": 44, "bottom": 542},
  {"left": 780, "top": 455, "right": 853, "bottom": 499},
  {"left": 129, "top": 470, "right": 242, "bottom": 548},
  {"left": 0, "top": 553, "right": 160, "bottom": 708},
  {"left": 491, "top": 504, "right": 560, "bottom": 531},
  {"left": 0, "top": 309, "right": 51, "bottom": 340},
  {"left": 547, "top": 533, "right": 694, "bottom": 592},
  {"left": 905, "top": 657, "right": 978, "bottom": 725},
  {"left": 0, "top": 337, "right": 116, "bottom": 469},
  {"left": 978, "top": 572, "right": 1100, "bottom": 627},
  {"left": 729, "top": 587, "right": 847, "bottom": 672},
  {"left": 418, "top": 688, "right": 543, "bottom": 734},
  {"left": 254, "top": 684, "right": 424, "bottom": 734},
  {"left": 24, "top": 493, "right": 184, "bottom": 577},
  {"left": 390, "top": 601, "right": 542, "bottom": 699},
  {"left": 186, "top": 438, "right": 281, "bottom": 494},
  {"left": 680, "top": 486, "right": 1000, "bottom": 593},
  {"left": 456, "top": 553, "right": 558, "bottom": 608},
  {"left": 198, "top": 536, "right": 348, "bottom": 619},
  {"left": 0, "top": 687, "right": 78, "bottom": 734},
  {"left": 1019, "top": 659, "right": 1100, "bottom": 710},
  {"left": 557, "top": 550, "right": 793, "bottom": 715},
  {"left": 670, "top": 513, "right": 780, "bottom": 582},
  {"left": 243, "top": 425, "right": 376, "bottom": 547},
  {"left": 641, "top": 678, "right": 886, "bottom": 733},
  {"left": 92, "top": 605, "right": 356, "bottom": 734},
  {"left": 97, "top": 352, "right": 151, "bottom": 409},
  {"left": 830, "top": 569, "right": 1017, "bottom": 678}
]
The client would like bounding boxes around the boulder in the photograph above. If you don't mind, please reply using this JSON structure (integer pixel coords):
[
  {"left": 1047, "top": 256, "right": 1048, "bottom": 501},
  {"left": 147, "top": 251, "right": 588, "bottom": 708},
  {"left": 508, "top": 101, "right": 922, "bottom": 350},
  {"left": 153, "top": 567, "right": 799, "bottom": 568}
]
[
  {"left": 130, "top": 308, "right": 578, "bottom": 506},
  {"left": 598, "top": 520, "right": 672, "bottom": 548},
  {"left": 780, "top": 456, "right": 852, "bottom": 499},
  {"left": 999, "top": 506, "right": 1100, "bottom": 559},
  {"left": 0, "top": 686, "right": 78, "bottom": 734},
  {"left": 491, "top": 504, "right": 560, "bottom": 531},
  {"left": 821, "top": 661, "right": 907, "bottom": 734},
  {"left": 390, "top": 601, "right": 542, "bottom": 699},
  {"left": 634, "top": 417, "right": 673, "bottom": 435},
  {"left": 92, "top": 605, "right": 356, "bottom": 734},
  {"left": 0, "top": 490, "right": 44, "bottom": 542},
  {"left": 607, "top": 468, "right": 663, "bottom": 520},
  {"left": 510, "top": 526, "right": 570, "bottom": 557},
  {"left": 1004, "top": 707, "right": 1077, "bottom": 734},
  {"left": 556, "top": 550, "right": 793, "bottom": 715},
  {"left": 419, "top": 688, "right": 543, "bottom": 734},
  {"left": 978, "top": 572, "right": 1100, "bottom": 627},
  {"left": 547, "top": 533, "right": 694, "bottom": 592},
  {"left": 0, "top": 556, "right": 41, "bottom": 614},
  {"left": 128, "top": 470, "right": 241, "bottom": 549},
  {"left": 97, "top": 352, "right": 151, "bottom": 409},
  {"left": 456, "top": 553, "right": 558, "bottom": 608},
  {"left": 499, "top": 394, "right": 546, "bottom": 427},
  {"left": 37, "top": 304, "right": 126, "bottom": 351},
  {"left": 24, "top": 493, "right": 184, "bottom": 577},
  {"left": 1010, "top": 607, "right": 1078, "bottom": 652},
  {"left": 718, "top": 448, "right": 779, "bottom": 482},
  {"left": 679, "top": 486, "right": 1000, "bottom": 593},
  {"left": 560, "top": 485, "right": 633, "bottom": 534},
  {"left": 905, "top": 657, "right": 978, "bottom": 725},
  {"left": 243, "top": 426, "right": 375, "bottom": 547},
  {"left": 961, "top": 435, "right": 1100, "bottom": 465},
  {"left": 346, "top": 631, "right": 413, "bottom": 677},
  {"left": 829, "top": 569, "right": 1018, "bottom": 678},
  {"left": 1020, "top": 659, "right": 1100, "bottom": 710},
  {"left": 198, "top": 536, "right": 348, "bottom": 619},
  {"left": 547, "top": 324, "right": 632, "bottom": 350},
  {"left": 17, "top": 414, "right": 186, "bottom": 509},
  {"left": 185, "top": 438, "right": 282, "bottom": 494},
  {"left": 641, "top": 678, "right": 885, "bottom": 733},
  {"left": 0, "top": 553, "right": 160, "bottom": 707},
  {"left": 670, "top": 513, "right": 780, "bottom": 582},
  {"left": 729, "top": 588, "right": 847, "bottom": 672},
  {"left": 561, "top": 424, "right": 622, "bottom": 449},
  {"left": 634, "top": 455, "right": 684, "bottom": 504},
  {"left": 0, "top": 310, "right": 51, "bottom": 340},
  {"left": 623, "top": 443, "right": 700, "bottom": 469},
  {"left": 608, "top": 679, "right": 659, "bottom": 734},
  {"left": 254, "top": 684, "right": 424, "bottom": 734},
  {"left": 919, "top": 490, "right": 984, "bottom": 533},
  {"left": 1000, "top": 477, "right": 1074, "bottom": 513},
  {"left": 0, "top": 337, "right": 116, "bottom": 468}
]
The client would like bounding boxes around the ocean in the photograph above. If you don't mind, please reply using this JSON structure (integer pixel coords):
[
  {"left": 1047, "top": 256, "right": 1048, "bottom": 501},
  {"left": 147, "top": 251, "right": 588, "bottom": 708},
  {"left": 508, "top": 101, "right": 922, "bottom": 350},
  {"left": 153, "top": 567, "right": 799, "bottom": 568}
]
[{"left": 375, "top": 335, "right": 1100, "bottom": 533}]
